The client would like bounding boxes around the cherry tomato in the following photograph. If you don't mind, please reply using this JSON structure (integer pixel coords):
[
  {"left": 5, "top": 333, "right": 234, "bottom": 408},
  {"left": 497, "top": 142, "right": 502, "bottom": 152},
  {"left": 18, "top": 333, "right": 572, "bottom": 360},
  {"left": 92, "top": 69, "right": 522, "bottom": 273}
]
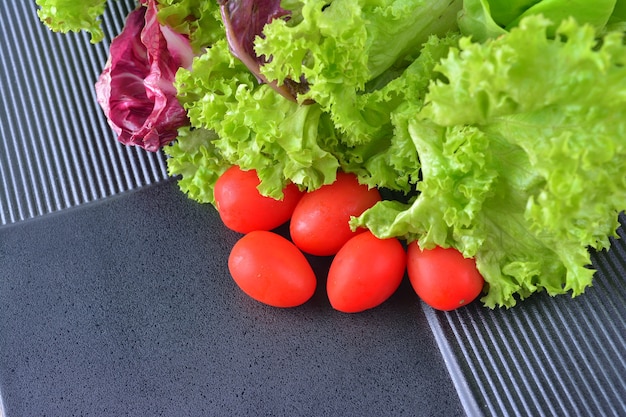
[
  {"left": 327, "top": 231, "right": 406, "bottom": 313},
  {"left": 228, "top": 231, "right": 316, "bottom": 308},
  {"left": 290, "top": 172, "right": 382, "bottom": 256},
  {"left": 214, "top": 165, "right": 303, "bottom": 234},
  {"left": 406, "top": 243, "right": 484, "bottom": 311}
]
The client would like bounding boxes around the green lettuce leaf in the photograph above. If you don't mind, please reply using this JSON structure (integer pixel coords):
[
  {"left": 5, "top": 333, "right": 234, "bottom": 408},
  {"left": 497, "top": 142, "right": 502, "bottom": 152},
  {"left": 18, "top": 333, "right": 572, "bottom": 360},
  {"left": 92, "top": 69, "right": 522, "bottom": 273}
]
[
  {"left": 504, "top": 0, "right": 616, "bottom": 32},
  {"left": 255, "top": 0, "right": 462, "bottom": 145},
  {"left": 171, "top": 24, "right": 459, "bottom": 200},
  {"left": 459, "top": 0, "right": 619, "bottom": 41},
  {"left": 36, "top": 0, "right": 108, "bottom": 43},
  {"left": 172, "top": 38, "right": 341, "bottom": 199},
  {"left": 355, "top": 16, "right": 626, "bottom": 308},
  {"left": 215, "top": 85, "right": 341, "bottom": 197},
  {"left": 154, "top": 0, "right": 223, "bottom": 51},
  {"left": 608, "top": 0, "right": 626, "bottom": 30},
  {"left": 164, "top": 127, "right": 229, "bottom": 205},
  {"left": 457, "top": 0, "right": 508, "bottom": 41},
  {"left": 334, "top": 33, "right": 460, "bottom": 192},
  {"left": 486, "top": 0, "right": 540, "bottom": 27}
]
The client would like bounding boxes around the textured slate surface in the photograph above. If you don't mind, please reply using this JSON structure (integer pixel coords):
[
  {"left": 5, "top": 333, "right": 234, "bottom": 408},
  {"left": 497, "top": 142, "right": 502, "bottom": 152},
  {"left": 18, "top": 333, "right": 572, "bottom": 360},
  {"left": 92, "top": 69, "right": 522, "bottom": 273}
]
[
  {"left": 0, "top": 0, "right": 167, "bottom": 225},
  {"left": 0, "top": 179, "right": 464, "bottom": 417}
]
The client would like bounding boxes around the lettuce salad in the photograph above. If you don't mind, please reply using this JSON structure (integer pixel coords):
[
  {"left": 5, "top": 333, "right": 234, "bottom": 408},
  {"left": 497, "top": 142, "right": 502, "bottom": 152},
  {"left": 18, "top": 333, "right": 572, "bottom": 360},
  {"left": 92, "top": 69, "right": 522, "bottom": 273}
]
[{"left": 37, "top": 0, "right": 626, "bottom": 308}]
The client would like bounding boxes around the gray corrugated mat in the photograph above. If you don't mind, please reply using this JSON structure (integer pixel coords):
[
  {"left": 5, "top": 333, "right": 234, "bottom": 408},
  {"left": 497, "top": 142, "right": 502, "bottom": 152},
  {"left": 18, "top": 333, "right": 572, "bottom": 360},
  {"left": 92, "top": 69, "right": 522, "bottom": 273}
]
[
  {"left": 0, "top": 0, "right": 167, "bottom": 225},
  {"left": 427, "top": 213, "right": 626, "bottom": 416}
]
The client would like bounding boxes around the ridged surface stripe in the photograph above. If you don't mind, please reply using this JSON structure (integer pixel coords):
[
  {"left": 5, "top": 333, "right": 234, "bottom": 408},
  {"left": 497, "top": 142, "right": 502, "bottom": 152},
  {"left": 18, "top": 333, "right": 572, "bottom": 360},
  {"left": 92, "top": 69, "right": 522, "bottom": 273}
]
[
  {"left": 428, "top": 212, "right": 626, "bottom": 416},
  {"left": 0, "top": 0, "right": 168, "bottom": 226}
]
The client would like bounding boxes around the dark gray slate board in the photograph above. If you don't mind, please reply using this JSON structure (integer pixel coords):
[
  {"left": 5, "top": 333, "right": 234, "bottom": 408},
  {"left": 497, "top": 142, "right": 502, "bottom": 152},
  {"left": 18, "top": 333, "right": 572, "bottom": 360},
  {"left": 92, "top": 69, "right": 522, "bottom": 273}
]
[{"left": 0, "top": 178, "right": 463, "bottom": 417}]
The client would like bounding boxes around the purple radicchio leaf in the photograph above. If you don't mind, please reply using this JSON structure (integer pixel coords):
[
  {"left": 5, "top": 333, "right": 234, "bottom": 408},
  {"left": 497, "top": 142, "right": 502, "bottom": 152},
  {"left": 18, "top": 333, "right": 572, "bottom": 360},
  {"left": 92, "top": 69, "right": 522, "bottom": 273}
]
[
  {"left": 95, "top": 0, "right": 194, "bottom": 152},
  {"left": 220, "top": 0, "right": 310, "bottom": 102}
]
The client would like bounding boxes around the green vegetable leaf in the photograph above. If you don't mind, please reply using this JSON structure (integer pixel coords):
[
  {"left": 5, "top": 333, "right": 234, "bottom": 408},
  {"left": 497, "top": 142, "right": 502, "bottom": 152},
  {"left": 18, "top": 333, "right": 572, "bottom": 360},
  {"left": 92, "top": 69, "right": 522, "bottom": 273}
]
[
  {"left": 457, "top": 0, "right": 507, "bottom": 42},
  {"left": 165, "top": 127, "right": 229, "bottom": 205},
  {"left": 356, "top": 16, "right": 626, "bottom": 308},
  {"left": 607, "top": 0, "right": 626, "bottom": 30},
  {"left": 460, "top": 0, "right": 618, "bottom": 41},
  {"left": 504, "top": 0, "right": 617, "bottom": 33},
  {"left": 36, "top": 0, "right": 108, "bottom": 43},
  {"left": 154, "top": 0, "right": 223, "bottom": 51},
  {"left": 255, "top": 0, "right": 462, "bottom": 145},
  {"left": 174, "top": 39, "right": 340, "bottom": 198},
  {"left": 215, "top": 84, "right": 341, "bottom": 197},
  {"left": 486, "top": 0, "right": 540, "bottom": 27},
  {"left": 336, "top": 33, "right": 460, "bottom": 192}
]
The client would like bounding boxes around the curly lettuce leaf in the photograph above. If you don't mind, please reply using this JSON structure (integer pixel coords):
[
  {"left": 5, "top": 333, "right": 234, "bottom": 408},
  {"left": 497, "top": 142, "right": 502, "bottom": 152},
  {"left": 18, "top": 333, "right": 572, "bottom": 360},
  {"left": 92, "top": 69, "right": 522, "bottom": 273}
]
[
  {"left": 154, "top": 0, "right": 224, "bottom": 51},
  {"left": 355, "top": 16, "right": 626, "bottom": 308},
  {"left": 173, "top": 39, "right": 340, "bottom": 198},
  {"left": 459, "top": 0, "right": 619, "bottom": 41},
  {"left": 215, "top": 84, "right": 341, "bottom": 196},
  {"left": 336, "top": 33, "right": 460, "bottom": 192},
  {"left": 164, "top": 127, "right": 229, "bottom": 205},
  {"left": 255, "top": 0, "right": 462, "bottom": 145},
  {"left": 36, "top": 0, "right": 108, "bottom": 43},
  {"left": 173, "top": 26, "right": 459, "bottom": 199}
]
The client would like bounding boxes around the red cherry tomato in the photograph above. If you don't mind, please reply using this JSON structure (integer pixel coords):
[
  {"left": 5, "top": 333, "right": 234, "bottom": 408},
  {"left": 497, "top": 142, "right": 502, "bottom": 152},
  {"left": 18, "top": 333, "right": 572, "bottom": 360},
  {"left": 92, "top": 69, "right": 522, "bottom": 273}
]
[
  {"left": 214, "top": 165, "right": 303, "bottom": 234},
  {"left": 406, "top": 243, "right": 484, "bottom": 311},
  {"left": 290, "top": 172, "right": 381, "bottom": 256},
  {"left": 228, "top": 231, "right": 317, "bottom": 308},
  {"left": 327, "top": 231, "right": 406, "bottom": 313}
]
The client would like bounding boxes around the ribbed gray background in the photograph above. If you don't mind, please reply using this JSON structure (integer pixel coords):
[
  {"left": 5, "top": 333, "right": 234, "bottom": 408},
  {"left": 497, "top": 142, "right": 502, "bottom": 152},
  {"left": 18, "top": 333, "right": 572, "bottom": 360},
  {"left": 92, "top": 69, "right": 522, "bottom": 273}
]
[
  {"left": 0, "top": 0, "right": 168, "bottom": 226},
  {"left": 427, "top": 212, "right": 626, "bottom": 417}
]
